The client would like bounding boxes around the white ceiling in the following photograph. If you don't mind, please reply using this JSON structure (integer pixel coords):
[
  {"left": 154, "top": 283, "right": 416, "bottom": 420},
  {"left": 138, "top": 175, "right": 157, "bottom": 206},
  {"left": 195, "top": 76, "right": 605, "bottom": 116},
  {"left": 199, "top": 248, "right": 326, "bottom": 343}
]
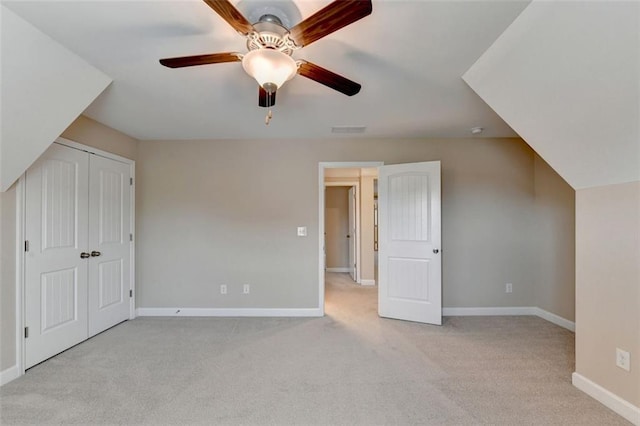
[{"left": 3, "top": 0, "right": 530, "bottom": 141}]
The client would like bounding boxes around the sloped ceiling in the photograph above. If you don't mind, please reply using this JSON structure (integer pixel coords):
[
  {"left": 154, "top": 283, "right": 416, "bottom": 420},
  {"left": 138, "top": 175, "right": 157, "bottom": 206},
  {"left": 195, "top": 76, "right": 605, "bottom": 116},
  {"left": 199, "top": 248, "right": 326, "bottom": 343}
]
[
  {"left": 0, "top": 5, "right": 111, "bottom": 191},
  {"left": 2, "top": 0, "right": 529, "bottom": 140},
  {"left": 463, "top": 0, "right": 640, "bottom": 190}
]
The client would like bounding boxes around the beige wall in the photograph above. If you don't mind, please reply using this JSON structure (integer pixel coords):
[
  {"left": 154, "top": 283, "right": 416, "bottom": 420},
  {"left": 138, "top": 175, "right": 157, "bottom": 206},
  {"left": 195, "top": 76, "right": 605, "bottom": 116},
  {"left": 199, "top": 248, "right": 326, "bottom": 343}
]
[
  {"left": 136, "top": 137, "right": 540, "bottom": 309},
  {"left": 325, "top": 187, "right": 350, "bottom": 269},
  {"left": 533, "top": 155, "right": 576, "bottom": 320},
  {"left": 61, "top": 115, "right": 138, "bottom": 160},
  {"left": 1, "top": 130, "right": 578, "bottom": 379},
  {"left": 576, "top": 181, "right": 640, "bottom": 407},
  {"left": 0, "top": 184, "right": 17, "bottom": 371}
]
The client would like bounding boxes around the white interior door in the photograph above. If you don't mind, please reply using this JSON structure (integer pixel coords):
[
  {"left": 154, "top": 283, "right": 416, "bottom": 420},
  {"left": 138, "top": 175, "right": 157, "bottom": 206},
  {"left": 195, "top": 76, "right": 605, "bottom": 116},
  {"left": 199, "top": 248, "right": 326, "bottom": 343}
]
[
  {"left": 25, "top": 144, "right": 89, "bottom": 368},
  {"left": 88, "top": 154, "right": 131, "bottom": 337},
  {"left": 348, "top": 186, "right": 357, "bottom": 281},
  {"left": 378, "top": 161, "right": 442, "bottom": 325}
]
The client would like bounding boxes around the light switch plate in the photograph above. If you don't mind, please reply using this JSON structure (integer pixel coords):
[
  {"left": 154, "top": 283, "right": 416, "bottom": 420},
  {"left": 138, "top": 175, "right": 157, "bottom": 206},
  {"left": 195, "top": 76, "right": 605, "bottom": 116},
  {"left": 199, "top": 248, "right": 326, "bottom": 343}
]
[
  {"left": 297, "top": 226, "right": 307, "bottom": 237},
  {"left": 616, "top": 348, "right": 631, "bottom": 371}
]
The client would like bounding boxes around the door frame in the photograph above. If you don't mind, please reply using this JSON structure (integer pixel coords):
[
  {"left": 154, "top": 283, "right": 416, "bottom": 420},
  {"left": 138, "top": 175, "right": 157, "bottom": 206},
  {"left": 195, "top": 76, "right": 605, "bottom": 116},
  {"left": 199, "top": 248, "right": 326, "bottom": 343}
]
[
  {"left": 324, "top": 181, "right": 360, "bottom": 281},
  {"left": 318, "top": 162, "right": 383, "bottom": 315},
  {"left": 15, "top": 137, "right": 136, "bottom": 376},
  {"left": 347, "top": 186, "right": 358, "bottom": 281}
]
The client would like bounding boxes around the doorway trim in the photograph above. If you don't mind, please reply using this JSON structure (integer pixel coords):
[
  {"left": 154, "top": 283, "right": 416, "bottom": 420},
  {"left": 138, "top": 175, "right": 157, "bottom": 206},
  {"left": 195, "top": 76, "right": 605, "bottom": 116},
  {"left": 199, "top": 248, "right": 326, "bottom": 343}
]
[
  {"left": 318, "top": 161, "right": 383, "bottom": 315},
  {"left": 15, "top": 137, "right": 135, "bottom": 378}
]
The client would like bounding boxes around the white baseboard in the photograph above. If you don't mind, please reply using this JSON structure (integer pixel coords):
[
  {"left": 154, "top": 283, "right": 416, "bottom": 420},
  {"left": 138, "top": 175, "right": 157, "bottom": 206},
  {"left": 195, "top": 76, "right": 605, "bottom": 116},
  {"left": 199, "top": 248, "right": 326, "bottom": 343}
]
[
  {"left": 534, "top": 307, "right": 576, "bottom": 332},
  {"left": 326, "top": 267, "right": 350, "bottom": 273},
  {"left": 443, "top": 306, "right": 575, "bottom": 332},
  {"left": 136, "top": 307, "right": 323, "bottom": 317},
  {"left": 360, "top": 279, "right": 376, "bottom": 286},
  {"left": 0, "top": 365, "right": 20, "bottom": 386},
  {"left": 443, "top": 306, "right": 536, "bottom": 316},
  {"left": 572, "top": 372, "right": 640, "bottom": 425}
]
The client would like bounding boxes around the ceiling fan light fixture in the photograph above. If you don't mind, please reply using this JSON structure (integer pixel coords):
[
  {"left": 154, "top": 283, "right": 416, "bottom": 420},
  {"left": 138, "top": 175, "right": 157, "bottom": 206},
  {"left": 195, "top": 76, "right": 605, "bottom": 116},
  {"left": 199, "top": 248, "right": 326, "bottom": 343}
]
[{"left": 242, "top": 49, "right": 297, "bottom": 90}]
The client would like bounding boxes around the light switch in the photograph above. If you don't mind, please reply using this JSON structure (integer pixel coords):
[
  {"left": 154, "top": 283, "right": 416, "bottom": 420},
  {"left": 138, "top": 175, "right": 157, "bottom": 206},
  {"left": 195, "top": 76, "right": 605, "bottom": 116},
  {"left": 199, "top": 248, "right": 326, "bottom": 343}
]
[{"left": 297, "top": 227, "right": 307, "bottom": 237}]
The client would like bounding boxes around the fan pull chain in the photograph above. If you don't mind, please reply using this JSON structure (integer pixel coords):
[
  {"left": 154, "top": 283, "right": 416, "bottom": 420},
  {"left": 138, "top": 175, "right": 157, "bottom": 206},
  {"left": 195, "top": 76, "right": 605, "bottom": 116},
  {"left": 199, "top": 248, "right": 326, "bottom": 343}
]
[{"left": 263, "top": 83, "right": 276, "bottom": 126}]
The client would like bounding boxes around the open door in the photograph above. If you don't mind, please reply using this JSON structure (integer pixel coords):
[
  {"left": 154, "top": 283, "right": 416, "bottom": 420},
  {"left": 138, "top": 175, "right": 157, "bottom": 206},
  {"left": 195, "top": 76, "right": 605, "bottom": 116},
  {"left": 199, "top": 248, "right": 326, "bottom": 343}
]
[{"left": 378, "top": 161, "right": 442, "bottom": 325}]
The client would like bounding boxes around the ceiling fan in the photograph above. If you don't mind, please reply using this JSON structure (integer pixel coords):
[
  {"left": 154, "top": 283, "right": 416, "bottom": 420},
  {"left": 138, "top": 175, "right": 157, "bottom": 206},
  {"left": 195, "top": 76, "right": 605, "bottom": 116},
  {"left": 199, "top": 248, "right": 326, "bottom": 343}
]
[{"left": 159, "top": 0, "right": 372, "bottom": 123}]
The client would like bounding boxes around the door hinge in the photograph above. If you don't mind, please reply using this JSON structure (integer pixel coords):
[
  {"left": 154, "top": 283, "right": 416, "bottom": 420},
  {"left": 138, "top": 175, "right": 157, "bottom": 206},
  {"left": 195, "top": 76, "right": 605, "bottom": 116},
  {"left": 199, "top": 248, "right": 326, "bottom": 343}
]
[
  {"left": 24, "top": 240, "right": 29, "bottom": 252},
  {"left": 129, "top": 233, "right": 133, "bottom": 242},
  {"left": 130, "top": 177, "right": 133, "bottom": 185},
  {"left": 129, "top": 289, "right": 133, "bottom": 298},
  {"left": 24, "top": 327, "right": 29, "bottom": 338}
]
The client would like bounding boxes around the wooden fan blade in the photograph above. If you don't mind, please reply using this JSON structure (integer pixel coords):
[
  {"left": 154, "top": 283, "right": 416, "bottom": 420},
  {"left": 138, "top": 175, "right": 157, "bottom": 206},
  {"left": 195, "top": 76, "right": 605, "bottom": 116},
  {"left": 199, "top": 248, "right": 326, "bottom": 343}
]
[
  {"left": 259, "top": 87, "right": 276, "bottom": 108},
  {"left": 159, "top": 52, "right": 241, "bottom": 68},
  {"left": 202, "top": 0, "right": 253, "bottom": 35},
  {"left": 298, "top": 61, "right": 361, "bottom": 96},
  {"left": 289, "top": 0, "right": 372, "bottom": 47}
]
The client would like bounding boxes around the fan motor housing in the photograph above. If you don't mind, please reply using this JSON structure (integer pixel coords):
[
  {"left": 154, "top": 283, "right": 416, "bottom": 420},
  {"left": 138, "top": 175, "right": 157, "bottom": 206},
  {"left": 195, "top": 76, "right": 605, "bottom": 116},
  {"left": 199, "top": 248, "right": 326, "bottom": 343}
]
[{"left": 246, "top": 14, "right": 297, "bottom": 55}]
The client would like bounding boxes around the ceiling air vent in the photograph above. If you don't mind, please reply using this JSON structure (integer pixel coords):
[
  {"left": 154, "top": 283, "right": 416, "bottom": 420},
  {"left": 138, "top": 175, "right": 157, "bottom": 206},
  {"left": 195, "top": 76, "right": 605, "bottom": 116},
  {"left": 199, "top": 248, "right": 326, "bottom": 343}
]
[{"left": 331, "top": 126, "right": 366, "bottom": 134}]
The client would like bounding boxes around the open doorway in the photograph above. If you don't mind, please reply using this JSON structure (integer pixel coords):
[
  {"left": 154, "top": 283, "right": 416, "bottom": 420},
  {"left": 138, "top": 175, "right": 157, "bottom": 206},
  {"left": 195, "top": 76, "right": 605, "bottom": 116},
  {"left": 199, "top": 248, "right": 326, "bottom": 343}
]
[
  {"left": 324, "top": 185, "right": 358, "bottom": 282},
  {"left": 319, "top": 162, "right": 382, "bottom": 315}
]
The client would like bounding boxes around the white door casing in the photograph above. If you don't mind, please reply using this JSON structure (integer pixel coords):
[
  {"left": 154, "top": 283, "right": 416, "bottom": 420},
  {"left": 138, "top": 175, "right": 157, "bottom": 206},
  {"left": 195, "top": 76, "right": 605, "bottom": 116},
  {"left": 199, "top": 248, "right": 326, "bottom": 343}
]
[
  {"left": 378, "top": 161, "right": 442, "bottom": 325},
  {"left": 348, "top": 186, "right": 357, "bottom": 281},
  {"left": 25, "top": 144, "right": 90, "bottom": 368},
  {"left": 87, "top": 154, "right": 131, "bottom": 337}
]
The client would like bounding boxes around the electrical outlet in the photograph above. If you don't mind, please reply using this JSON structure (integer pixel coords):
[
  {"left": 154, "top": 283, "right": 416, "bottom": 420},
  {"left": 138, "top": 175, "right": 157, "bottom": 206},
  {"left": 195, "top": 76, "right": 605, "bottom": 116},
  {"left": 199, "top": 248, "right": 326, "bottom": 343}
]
[
  {"left": 243, "top": 284, "right": 250, "bottom": 294},
  {"left": 505, "top": 283, "right": 513, "bottom": 293},
  {"left": 616, "top": 348, "right": 630, "bottom": 371},
  {"left": 220, "top": 284, "right": 227, "bottom": 295}
]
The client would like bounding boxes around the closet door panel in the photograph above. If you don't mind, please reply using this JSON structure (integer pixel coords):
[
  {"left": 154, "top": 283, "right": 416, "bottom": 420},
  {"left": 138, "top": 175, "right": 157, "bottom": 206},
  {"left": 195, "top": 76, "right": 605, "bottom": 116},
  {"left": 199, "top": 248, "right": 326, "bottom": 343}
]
[
  {"left": 88, "top": 154, "right": 131, "bottom": 337},
  {"left": 25, "top": 144, "right": 89, "bottom": 368}
]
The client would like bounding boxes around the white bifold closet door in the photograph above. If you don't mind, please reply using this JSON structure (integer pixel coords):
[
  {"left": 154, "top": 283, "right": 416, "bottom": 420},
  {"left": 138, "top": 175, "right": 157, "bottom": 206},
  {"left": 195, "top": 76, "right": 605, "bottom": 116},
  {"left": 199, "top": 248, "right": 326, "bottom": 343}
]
[{"left": 25, "top": 143, "right": 131, "bottom": 368}]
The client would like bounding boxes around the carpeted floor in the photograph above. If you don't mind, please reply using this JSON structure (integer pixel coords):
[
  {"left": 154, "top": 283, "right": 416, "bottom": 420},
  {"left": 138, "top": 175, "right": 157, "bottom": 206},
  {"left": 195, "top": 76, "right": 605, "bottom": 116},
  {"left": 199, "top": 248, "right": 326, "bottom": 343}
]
[{"left": 0, "top": 273, "right": 630, "bottom": 425}]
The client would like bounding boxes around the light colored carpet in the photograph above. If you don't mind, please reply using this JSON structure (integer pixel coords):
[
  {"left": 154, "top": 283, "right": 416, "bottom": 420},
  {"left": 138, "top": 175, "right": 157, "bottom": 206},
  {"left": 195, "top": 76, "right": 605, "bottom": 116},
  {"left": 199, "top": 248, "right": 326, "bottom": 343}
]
[{"left": 0, "top": 273, "right": 630, "bottom": 425}]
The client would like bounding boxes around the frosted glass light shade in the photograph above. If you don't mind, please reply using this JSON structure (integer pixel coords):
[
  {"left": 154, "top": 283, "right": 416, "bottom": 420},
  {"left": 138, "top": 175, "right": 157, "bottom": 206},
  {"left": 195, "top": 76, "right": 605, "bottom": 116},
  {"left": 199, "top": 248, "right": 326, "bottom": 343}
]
[{"left": 242, "top": 49, "right": 297, "bottom": 89}]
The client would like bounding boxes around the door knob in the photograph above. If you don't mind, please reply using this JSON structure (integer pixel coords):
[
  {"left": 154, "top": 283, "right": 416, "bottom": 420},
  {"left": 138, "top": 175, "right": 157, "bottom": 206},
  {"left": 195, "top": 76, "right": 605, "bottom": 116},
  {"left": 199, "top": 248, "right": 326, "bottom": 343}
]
[
  {"left": 80, "top": 252, "right": 90, "bottom": 259},
  {"left": 91, "top": 251, "right": 101, "bottom": 257},
  {"left": 433, "top": 249, "right": 439, "bottom": 254}
]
